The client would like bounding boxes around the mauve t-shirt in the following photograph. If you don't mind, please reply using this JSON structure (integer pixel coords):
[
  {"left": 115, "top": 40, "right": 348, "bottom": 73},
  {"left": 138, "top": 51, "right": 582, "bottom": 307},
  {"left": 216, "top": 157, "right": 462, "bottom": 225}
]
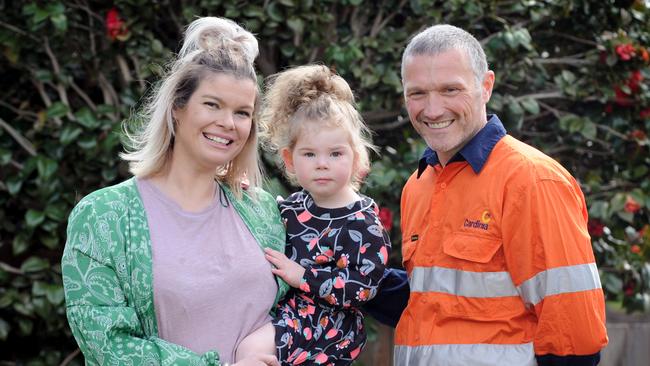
[{"left": 136, "top": 178, "right": 277, "bottom": 363}]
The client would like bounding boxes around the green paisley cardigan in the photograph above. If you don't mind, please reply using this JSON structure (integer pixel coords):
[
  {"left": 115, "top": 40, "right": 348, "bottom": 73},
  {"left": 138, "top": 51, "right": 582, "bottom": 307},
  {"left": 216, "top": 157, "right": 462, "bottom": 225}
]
[{"left": 62, "top": 178, "right": 289, "bottom": 365}]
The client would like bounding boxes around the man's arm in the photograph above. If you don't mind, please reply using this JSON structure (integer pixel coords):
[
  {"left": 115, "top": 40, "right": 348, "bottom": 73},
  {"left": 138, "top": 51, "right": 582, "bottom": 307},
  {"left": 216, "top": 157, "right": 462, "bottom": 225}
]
[{"left": 362, "top": 268, "right": 410, "bottom": 327}]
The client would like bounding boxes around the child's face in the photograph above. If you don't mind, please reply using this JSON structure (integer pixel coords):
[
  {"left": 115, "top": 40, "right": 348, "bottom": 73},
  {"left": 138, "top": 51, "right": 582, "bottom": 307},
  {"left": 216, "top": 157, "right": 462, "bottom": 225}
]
[{"left": 282, "top": 124, "right": 358, "bottom": 208}]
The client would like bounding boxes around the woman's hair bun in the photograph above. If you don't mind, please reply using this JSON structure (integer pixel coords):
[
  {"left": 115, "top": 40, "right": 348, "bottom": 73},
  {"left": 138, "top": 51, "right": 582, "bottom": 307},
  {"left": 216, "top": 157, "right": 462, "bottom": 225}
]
[{"left": 178, "top": 17, "right": 258, "bottom": 62}]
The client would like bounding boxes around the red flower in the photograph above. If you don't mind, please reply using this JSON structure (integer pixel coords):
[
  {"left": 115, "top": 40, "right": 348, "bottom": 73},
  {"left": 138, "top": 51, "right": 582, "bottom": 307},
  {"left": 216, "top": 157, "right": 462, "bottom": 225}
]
[
  {"left": 624, "top": 281, "right": 636, "bottom": 296},
  {"left": 604, "top": 103, "right": 613, "bottom": 114},
  {"left": 631, "top": 245, "right": 642, "bottom": 254},
  {"left": 616, "top": 43, "right": 635, "bottom": 61},
  {"left": 630, "top": 129, "right": 647, "bottom": 139},
  {"left": 640, "top": 48, "right": 650, "bottom": 63},
  {"left": 106, "top": 8, "right": 129, "bottom": 41},
  {"left": 627, "top": 70, "right": 643, "bottom": 93},
  {"left": 378, "top": 207, "right": 394, "bottom": 232},
  {"left": 640, "top": 109, "right": 650, "bottom": 119},
  {"left": 624, "top": 195, "right": 641, "bottom": 213},
  {"left": 588, "top": 219, "right": 605, "bottom": 237},
  {"left": 614, "top": 86, "right": 633, "bottom": 107}
]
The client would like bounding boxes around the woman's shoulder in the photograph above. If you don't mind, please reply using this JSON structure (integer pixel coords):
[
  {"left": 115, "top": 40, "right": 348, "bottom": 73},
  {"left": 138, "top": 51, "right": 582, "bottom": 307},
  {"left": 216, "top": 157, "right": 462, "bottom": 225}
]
[{"left": 70, "top": 178, "right": 139, "bottom": 217}]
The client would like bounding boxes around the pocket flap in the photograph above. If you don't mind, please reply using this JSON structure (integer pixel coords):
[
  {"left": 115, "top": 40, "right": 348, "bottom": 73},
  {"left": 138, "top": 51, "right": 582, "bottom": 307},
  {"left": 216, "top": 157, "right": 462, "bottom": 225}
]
[{"left": 443, "top": 234, "right": 502, "bottom": 263}]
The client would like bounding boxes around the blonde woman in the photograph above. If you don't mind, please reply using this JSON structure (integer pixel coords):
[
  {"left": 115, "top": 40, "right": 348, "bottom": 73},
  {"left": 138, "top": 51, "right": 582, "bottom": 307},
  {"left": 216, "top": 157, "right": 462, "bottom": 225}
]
[{"left": 62, "top": 17, "right": 286, "bottom": 366}]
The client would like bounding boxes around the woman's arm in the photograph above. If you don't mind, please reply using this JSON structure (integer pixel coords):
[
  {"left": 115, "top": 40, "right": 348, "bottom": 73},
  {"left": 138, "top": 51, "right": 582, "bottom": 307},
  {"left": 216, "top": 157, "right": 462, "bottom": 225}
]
[{"left": 62, "top": 193, "right": 222, "bottom": 365}]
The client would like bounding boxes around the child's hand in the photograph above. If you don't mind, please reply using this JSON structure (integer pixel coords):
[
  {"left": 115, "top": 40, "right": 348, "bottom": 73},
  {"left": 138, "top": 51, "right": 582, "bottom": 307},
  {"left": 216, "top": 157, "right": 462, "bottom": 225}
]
[{"left": 264, "top": 248, "right": 306, "bottom": 288}]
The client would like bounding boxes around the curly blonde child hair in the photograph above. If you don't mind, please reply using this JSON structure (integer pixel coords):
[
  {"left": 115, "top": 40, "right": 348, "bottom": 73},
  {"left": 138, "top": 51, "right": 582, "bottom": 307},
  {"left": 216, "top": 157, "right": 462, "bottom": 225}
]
[{"left": 259, "top": 65, "right": 375, "bottom": 190}]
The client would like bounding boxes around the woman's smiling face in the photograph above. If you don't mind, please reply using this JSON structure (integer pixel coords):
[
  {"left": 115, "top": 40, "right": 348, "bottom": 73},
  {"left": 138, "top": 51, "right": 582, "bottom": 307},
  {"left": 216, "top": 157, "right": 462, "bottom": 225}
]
[{"left": 172, "top": 72, "right": 256, "bottom": 172}]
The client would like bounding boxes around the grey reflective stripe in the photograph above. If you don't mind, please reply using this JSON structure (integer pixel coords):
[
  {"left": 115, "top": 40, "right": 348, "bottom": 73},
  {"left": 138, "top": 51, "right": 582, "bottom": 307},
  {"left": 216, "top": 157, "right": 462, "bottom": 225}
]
[
  {"left": 409, "top": 266, "right": 519, "bottom": 297},
  {"left": 394, "top": 343, "right": 536, "bottom": 366},
  {"left": 517, "top": 262, "right": 601, "bottom": 306}
]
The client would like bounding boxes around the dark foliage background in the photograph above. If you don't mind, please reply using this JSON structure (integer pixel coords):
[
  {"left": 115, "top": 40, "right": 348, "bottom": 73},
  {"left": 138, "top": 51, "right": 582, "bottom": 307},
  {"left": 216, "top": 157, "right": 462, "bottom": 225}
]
[{"left": 1, "top": 0, "right": 649, "bottom": 364}]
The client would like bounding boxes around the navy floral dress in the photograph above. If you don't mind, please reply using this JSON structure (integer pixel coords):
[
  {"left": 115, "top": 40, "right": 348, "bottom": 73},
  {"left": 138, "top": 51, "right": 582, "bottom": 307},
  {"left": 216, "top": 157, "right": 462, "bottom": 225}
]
[{"left": 273, "top": 191, "right": 391, "bottom": 366}]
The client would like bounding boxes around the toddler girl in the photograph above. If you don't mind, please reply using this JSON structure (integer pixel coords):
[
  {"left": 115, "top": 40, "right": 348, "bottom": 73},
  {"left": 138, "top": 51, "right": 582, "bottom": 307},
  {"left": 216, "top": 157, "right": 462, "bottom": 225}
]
[{"left": 237, "top": 65, "right": 391, "bottom": 365}]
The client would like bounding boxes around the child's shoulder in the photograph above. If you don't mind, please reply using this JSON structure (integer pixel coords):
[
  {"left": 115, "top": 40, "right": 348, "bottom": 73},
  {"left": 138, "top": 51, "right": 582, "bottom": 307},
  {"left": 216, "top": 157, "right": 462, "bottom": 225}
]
[{"left": 279, "top": 190, "right": 308, "bottom": 209}]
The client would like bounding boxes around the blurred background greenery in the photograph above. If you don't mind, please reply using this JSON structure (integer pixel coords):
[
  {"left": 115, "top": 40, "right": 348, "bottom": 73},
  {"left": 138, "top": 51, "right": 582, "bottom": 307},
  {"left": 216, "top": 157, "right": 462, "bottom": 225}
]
[{"left": 1, "top": 0, "right": 649, "bottom": 364}]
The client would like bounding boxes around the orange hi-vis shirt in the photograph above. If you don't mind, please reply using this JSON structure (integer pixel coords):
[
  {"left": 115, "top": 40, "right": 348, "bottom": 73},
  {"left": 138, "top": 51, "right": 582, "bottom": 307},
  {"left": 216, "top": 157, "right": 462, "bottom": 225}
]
[{"left": 394, "top": 117, "right": 608, "bottom": 366}]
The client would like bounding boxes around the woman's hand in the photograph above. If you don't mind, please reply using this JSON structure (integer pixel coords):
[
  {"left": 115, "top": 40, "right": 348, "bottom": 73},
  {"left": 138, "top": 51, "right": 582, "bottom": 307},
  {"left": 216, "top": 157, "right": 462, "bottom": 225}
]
[
  {"left": 231, "top": 354, "right": 280, "bottom": 366},
  {"left": 264, "top": 248, "right": 305, "bottom": 288}
]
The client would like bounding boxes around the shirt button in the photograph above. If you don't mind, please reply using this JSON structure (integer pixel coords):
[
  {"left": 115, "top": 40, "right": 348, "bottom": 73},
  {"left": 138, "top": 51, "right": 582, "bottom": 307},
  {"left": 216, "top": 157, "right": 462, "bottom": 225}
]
[{"left": 440, "top": 182, "right": 447, "bottom": 189}]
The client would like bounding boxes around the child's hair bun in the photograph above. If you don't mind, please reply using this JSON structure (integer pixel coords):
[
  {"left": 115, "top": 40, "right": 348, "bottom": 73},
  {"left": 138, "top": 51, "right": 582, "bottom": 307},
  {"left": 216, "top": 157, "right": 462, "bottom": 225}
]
[{"left": 285, "top": 65, "right": 355, "bottom": 115}]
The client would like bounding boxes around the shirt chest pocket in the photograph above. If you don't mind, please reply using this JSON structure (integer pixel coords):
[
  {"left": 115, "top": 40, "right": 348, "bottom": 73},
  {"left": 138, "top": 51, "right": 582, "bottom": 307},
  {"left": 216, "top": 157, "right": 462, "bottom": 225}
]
[{"left": 442, "top": 233, "right": 505, "bottom": 268}]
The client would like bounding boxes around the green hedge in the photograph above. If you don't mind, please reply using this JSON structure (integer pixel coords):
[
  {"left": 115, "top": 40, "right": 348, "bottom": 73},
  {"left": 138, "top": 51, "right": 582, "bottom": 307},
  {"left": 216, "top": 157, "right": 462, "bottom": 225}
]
[{"left": 1, "top": 0, "right": 649, "bottom": 363}]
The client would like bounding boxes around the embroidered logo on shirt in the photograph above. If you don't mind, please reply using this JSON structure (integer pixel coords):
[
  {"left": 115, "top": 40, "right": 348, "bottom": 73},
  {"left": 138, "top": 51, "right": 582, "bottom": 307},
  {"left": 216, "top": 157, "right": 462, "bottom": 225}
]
[{"left": 464, "top": 210, "right": 491, "bottom": 230}]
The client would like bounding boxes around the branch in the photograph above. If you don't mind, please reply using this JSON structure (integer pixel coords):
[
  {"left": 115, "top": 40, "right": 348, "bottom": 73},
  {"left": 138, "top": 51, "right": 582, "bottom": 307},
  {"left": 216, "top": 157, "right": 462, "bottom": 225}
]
[
  {"left": 0, "top": 261, "right": 24, "bottom": 275},
  {"left": 0, "top": 19, "right": 39, "bottom": 41},
  {"left": 59, "top": 348, "right": 81, "bottom": 366},
  {"left": 514, "top": 91, "right": 563, "bottom": 102},
  {"left": 370, "top": 0, "right": 408, "bottom": 37},
  {"left": 32, "top": 79, "right": 62, "bottom": 126},
  {"left": 0, "top": 100, "right": 39, "bottom": 119},
  {"left": 370, "top": 115, "right": 410, "bottom": 131},
  {"left": 0, "top": 118, "right": 37, "bottom": 156},
  {"left": 43, "top": 37, "right": 76, "bottom": 122},
  {"left": 69, "top": 80, "right": 97, "bottom": 111},
  {"left": 532, "top": 57, "right": 594, "bottom": 66}
]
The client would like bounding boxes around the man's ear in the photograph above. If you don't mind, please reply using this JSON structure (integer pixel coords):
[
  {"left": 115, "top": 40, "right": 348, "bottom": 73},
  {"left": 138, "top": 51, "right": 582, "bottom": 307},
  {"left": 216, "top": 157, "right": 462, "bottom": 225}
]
[
  {"left": 482, "top": 70, "right": 495, "bottom": 103},
  {"left": 281, "top": 148, "right": 295, "bottom": 174}
]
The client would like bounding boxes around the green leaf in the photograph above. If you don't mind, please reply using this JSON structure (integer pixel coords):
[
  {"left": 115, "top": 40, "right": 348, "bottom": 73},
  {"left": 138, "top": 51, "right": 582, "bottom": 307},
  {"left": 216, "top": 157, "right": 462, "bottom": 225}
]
[
  {"left": 561, "top": 70, "right": 576, "bottom": 83},
  {"left": 60, "top": 125, "right": 82, "bottom": 145},
  {"left": 44, "top": 203, "right": 68, "bottom": 222},
  {"left": 278, "top": 0, "right": 296, "bottom": 6},
  {"left": 0, "top": 318, "right": 9, "bottom": 341},
  {"left": 36, "top": 157, "right": 58, "bottom": 179},
  {"left": 0, "top": 148, "right": 11, "bottom": 165},
  {"left": 580, "top": 120, "right": 597, "bottom": 139},
  {"left": 520, "top": 98, "right": 540, "bottom": 115},
  {"left": 25, "top": 209, "right": 45, "bottom": 228},
  {"left": 75, "top": 107, "right": 100, "bottom": 129},
  {"left": 40, "top": 233, "right": 59, "bottom": 249},
  {"left": 287, "top": 17, "right": 304, "bottom": 34},
  {"left": 45, "top": 285, "right": 64, "bottom": 305},
  {"left": 17, "top": 318, "right": 33, "bottom": 335},
  {"left": 12, "top": 233, "right": 30, "bottom": 256},
  {"left": 50, "top": 13, "right": 67, "bottom": 31},
  {"left": 266, "top": 2, "right": 284, "bottom": 22},
  {"left": 77, "top": 135, "right": 97, "bottom": 150},
  {"left": 46, "top": 102, "right": 68, "bottom": 119},
  {"left": 20, "top": 257, "right": 49, "bottom": 273}
]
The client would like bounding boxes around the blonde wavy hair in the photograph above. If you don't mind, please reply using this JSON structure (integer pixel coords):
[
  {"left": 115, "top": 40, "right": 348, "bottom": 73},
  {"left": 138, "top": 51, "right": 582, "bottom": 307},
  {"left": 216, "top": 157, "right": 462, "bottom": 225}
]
[
  {"left": 120, "top": 17, "right": 261, "bottom": 197},
  {"left": 259, "top": 65, "right": 375, "bottom": 190}
]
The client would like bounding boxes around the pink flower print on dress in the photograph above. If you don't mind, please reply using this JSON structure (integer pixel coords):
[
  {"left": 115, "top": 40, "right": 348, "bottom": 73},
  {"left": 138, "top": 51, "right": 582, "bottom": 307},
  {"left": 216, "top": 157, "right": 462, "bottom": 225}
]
[
  {"left": 298, "top": 304, "right": 315, "bottom": 318},
  {"left": 350, "top": 346, "right": 361, "bottom": 359},
  {"left": 299, "top": 280, "right": 310, "bottom": 293},
  {"left": 356, "top": 288, "right": 371, "bottom": 301},
  {"left": 354, "top": 211, "right": 365, "bottom": 220},
  {"left": 378, "top": 246, "right": 388, "bottom": 265},
  {"left": 337, "top": 254, "right": 349, "bottom": 268},
  {"left": 325, "top": 328, "right": 338, "bottom": 339},
  {"left": 314, "top": 353, "right": 328, "bottom": 364},
  {"left": 303, "top": 327, "right": 312, "bottom": 340},
  {"left": 336, "top": 338, "right": 351, "bottom": 350},
  {"left": 334, "top": 276, "right": 345, "bottom": 289},
  {"left": 297, "top": 210, "right": 312, "bottom": 223}
]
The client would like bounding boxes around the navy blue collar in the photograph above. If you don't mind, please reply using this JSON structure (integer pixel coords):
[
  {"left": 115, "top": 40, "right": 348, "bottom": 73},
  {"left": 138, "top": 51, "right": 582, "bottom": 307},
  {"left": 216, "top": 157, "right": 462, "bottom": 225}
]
[{"left": 417, "top": 114, "right": 507, "bottom": 177}]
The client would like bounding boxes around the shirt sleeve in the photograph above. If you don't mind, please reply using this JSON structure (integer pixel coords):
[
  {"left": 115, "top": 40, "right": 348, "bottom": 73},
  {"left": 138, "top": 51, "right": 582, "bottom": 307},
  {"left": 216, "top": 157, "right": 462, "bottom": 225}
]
[
  {"left": 502, "top": 173, "right": 608, "bottom": 357},
  {"left": 62, "top": 197, "right": 221, "bottom": 366},
  {"left": 362, "top": 268, "right": 410, "bottom": 327},
  {"left": 299, "top": 211, "right": 391, "bottom": 310}
]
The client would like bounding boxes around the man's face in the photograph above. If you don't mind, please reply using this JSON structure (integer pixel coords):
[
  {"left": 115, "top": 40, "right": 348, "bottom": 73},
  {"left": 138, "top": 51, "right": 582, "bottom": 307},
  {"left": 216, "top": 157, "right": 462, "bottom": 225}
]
[{"left": 402, "top": 49, "right": 494, "bottom": 164}]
